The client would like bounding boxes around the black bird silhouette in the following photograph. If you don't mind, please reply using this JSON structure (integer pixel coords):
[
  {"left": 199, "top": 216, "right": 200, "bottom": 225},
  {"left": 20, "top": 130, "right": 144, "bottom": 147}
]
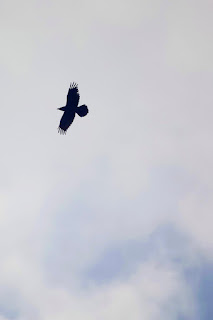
[{"left": 58, "top": 83, "right": 89, "bottom": 134}]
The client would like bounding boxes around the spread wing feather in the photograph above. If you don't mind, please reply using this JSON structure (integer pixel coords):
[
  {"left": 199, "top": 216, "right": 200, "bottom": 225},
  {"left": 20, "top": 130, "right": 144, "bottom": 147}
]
[
  {"left": 66, "top": 82, "right": 80, "bottom": 107},
  {"left": 58, "top": 111, "right": 75, "bottom": 134}
]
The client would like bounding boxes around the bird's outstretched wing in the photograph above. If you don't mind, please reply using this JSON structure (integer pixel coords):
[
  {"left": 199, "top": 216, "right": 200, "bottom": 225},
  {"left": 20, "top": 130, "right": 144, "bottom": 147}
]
[
  {"left": 66, "top": 82, "right": 80, "bottom": 107},
  {"left": 58, "top": 111, "right": 75, "bottom": 134},
  {"left": 76, "top": 104, "right": 89, "bottom": 117}
]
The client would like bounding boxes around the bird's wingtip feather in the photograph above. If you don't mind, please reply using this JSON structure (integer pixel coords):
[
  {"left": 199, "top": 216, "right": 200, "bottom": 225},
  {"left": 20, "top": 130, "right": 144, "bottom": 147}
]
[
  {"left": 58, "top": 127, "right": 67, "bottom": 135},
  {"left": 70, "top": 82, "right": 78, "bottom": 89}
]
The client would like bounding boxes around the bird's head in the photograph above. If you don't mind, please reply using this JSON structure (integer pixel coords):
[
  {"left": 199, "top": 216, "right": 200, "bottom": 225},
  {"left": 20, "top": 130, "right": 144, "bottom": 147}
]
[{"left": 58, "top": 106, "right": 67, "bottom": 111}]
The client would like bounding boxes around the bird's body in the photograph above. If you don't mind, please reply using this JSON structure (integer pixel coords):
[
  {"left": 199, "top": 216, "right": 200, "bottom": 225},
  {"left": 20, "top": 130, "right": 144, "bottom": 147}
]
[{"left": 58, "top": 83, "right": 88, "bottom": 134}]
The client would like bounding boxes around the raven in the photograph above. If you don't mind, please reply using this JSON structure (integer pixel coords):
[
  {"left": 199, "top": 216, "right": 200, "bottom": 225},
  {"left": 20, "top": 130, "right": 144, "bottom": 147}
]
[{"left": 58, "top": 83, "right": 89, "bottom": 134}]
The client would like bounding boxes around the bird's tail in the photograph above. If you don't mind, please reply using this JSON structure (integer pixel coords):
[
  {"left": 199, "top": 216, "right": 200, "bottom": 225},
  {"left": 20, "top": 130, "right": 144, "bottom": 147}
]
[{"left": 76, "top": 105, "right": 89, "bottom": 117}]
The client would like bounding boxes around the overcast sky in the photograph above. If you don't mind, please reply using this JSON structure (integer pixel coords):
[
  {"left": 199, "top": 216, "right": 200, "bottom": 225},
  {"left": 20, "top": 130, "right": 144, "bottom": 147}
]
[{"left": 0, "top": 0, "right": 213, "bottom": 319}]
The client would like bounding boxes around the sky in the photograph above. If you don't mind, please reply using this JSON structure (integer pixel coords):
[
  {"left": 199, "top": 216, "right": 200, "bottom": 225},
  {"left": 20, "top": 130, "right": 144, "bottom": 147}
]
[{"left": 0, "top": 0, "right": 213, "bottom": 319}]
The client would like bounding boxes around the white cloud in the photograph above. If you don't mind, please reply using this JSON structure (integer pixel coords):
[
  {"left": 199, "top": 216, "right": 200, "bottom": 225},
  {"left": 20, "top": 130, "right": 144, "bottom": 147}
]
[
  {"left": 177, "top": 191, "right": 213, "bottom": 257},
  {"left": 0, "top": 27, "right": 35, "bottom": 75},
  {"left": 166, "top": 0, "right": 213, "bottom": 71},
  {"left": 0, "top": 256, "right": 195, "bottom": 320}
]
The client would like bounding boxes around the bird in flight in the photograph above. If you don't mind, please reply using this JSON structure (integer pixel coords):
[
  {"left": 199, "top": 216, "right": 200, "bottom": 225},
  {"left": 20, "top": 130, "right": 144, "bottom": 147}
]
[{"left": 58, "top": 83, "right": 89, "bottom": 134}]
